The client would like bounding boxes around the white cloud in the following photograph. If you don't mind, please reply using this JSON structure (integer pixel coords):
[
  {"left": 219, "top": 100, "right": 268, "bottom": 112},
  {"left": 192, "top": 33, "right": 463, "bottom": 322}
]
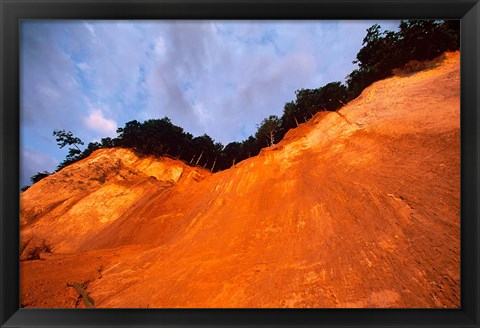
[
  {"left": 77, "top": 62, "right": 92, "bottom": 72},
  {"left": 153, "top": 37, "right": 166, "bottom": 57},
  {"left": 84, "top": 22, "right": 96, "bottom": 38},
  {"left": 192, "top": 102, "right": 214, "bottom": 127},
  {"left": 84, "top": 109, "right": 117, "bottom": 136},
  {"left": 37, "top": 85, "right": 61, "bottom": 99}
]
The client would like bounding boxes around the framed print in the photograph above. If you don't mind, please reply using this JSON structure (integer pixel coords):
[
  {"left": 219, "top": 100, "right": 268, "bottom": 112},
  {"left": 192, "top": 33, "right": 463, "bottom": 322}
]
[{"left": 1, "top": 0, "right": 479, "bottom": 327}]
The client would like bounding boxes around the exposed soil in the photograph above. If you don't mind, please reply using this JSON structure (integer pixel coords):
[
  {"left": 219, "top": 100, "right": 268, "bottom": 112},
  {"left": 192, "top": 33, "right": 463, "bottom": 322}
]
[{"left": 20, "top": 52, "right": 460, "bottom": 308}]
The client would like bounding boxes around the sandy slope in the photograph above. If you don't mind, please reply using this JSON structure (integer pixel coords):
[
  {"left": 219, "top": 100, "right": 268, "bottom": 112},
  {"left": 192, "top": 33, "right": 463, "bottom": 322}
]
[{"left": 20, "top": 52, "right": 460, "bottom": 308}]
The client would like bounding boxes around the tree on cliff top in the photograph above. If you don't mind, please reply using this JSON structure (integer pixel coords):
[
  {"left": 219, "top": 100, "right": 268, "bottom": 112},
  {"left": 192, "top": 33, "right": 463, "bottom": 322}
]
[
  {"left": 30, "top": 171, "right": 51, "bottom": 184},
  {"left": 53, "top": 130, "right": 86, "bottom": 171},
  {"left": 255, "top": 115, "right": 282, "bottom": 147},
  {"left": 53, "top": 129, "right": 84, "bottom": 152}
]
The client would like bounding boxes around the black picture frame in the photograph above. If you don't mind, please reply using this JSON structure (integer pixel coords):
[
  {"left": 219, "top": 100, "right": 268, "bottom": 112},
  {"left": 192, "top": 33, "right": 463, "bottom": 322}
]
[{"left": 1, "top": 0, "right": 479, "bottom": 327}]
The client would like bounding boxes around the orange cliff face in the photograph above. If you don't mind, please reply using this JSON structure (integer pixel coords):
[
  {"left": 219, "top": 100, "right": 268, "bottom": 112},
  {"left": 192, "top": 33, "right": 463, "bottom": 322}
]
[
  {"left": 20, "top": 148, "right": 211, "bottom": 253},
  {"left": 20, "top": 52, "right": 460, "bottom": 308}
]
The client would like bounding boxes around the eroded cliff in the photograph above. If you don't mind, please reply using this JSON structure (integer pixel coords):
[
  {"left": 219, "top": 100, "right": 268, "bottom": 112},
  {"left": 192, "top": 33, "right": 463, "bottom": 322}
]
[{"left": 20, "top": 52, "right": 460, "bottom": 308}]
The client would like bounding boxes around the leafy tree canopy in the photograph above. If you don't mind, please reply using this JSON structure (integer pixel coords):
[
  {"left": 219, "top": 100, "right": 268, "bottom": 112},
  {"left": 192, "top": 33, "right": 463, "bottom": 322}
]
[
  {"left": 30, "top": 171, "right": 51, "bottom": 184},
  {"left": 53, "top": 130, "right": 84, "bottom": 151},
  {"left": 255, "top": 115, "right": 282, "bottom": 147}
]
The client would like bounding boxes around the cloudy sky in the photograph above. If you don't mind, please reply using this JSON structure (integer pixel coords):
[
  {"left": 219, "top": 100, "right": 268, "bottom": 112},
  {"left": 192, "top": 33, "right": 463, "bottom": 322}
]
[{"left": 20, "top": 20, "right": 398, "bottom": 186}]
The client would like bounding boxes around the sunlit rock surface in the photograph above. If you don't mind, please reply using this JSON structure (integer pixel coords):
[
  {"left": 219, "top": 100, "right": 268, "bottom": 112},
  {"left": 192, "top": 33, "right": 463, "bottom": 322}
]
[{"left": 20, "top": 52, "right": 460, "bottom": 308}]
